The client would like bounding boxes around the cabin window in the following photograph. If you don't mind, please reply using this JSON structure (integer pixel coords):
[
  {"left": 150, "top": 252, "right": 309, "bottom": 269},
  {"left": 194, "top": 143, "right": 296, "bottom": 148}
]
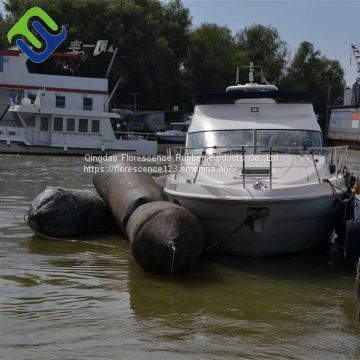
[
  {"left": 256, "top": 130, "right": 323, "bottom": 151},
  {"left": 79, "top": 118, "right": 88, "bottom": 132},
  {"left": 24, "top": 116, "right": 36, "bottom": 128},
  {"left": 28, "top": 93, "right": 36, "bottom": 104},
  {"left": 53, "top": 117, "right": 63, "bottom": 131},
  {"left": 56, "top": 95, "right": 65, "bottom": 108},
  {"left": 0, "top": 56, "right": 3, "bottom": 72},
  {"left": 66, "top": 118, "right": 75, "bottom": 131},
  {"left": 187, "top": 130, "right": 253, "bottom": 153},
  {"left": 91, "top": 120, "right": 100, "bottom": 133},
  {"left": 83, "top": 97, "right": 93, "bottom": 111},
  {"left": 9, "top": 90, "right": 24, "bottom": 104},
  {"left": 40, "top": 117, "right": 49, "bottom": 131}
]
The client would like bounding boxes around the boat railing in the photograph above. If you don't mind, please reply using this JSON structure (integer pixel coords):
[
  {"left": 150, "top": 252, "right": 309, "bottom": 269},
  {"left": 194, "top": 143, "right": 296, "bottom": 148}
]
[
  {"left": 0, "top": 125, "right": 157, "bottom": 143},
  {"left": 166, "top": 145, "right": 348, "bottom": 189},
  {"left": 113, "top": 131, "right": 157, "bottom": 141}
]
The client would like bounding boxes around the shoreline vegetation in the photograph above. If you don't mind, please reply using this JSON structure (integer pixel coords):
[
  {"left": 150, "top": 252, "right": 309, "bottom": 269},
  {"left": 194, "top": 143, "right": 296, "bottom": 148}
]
[{"left": 0, "top": 0, "right": 345, "bottom": 132}]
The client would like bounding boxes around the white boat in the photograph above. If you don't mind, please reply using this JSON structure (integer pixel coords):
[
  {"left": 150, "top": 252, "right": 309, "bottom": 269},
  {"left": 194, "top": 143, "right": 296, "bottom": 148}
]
[
  {"left": 0, "top": 48, "right": 157, "bottom": 155},
  {"left": 156, "top": 121, "right": 190, "bottom": 144},
  {"left": 164, "top": 67, "right": 349, "bottom": 257}
]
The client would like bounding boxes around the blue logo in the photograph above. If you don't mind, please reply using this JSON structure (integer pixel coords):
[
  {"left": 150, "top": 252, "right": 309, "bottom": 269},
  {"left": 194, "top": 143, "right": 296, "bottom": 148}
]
[{"left": 7, "top": 7, "right": 67, "bottom": 63}]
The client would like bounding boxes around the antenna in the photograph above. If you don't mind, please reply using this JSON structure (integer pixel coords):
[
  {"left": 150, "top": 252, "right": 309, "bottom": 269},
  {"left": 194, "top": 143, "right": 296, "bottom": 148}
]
[
  {"left": 249, "top": 62, "right": 254, "bottom": 83},
  {"left": 240, "top": 62, "right": 263, "bottom": 84}
]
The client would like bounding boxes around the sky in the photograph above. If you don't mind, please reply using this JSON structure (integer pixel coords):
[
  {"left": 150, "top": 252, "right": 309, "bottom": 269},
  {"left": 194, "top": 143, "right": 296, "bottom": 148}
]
[{"left": 180, "top": 0, "right": 360, "bottom": 86}]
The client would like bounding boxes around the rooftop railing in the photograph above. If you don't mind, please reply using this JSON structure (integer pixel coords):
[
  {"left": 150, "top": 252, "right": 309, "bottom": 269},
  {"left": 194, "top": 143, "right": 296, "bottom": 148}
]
[{"left": 113, "top": 131, "right": 157, "bottom": 141}]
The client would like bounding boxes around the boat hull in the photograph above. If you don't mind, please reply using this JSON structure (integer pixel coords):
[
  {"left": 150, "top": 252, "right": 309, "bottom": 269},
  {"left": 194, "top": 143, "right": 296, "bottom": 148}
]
[
  {"left": 164, "top": 193, "right": 341, "bottom": 257},
  {"left": 0, "top": 140, "right": 157, "bottom": 156}
]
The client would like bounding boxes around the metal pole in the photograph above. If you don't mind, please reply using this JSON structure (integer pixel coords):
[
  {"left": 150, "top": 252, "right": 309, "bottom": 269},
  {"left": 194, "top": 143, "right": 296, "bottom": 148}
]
[
  {"left": 105, "top": 47, "right": 118, "bottom": 79},
  {"left": 269, "top": 147, "right": 272, "bottom": 189},
  {"left": 335, "top": 147, "right": 338, "bottom": 180},
  {"left": 242, "top": 146, "right": 246, "bottom": 189},
  {"left": 130, "top": 92, "right": 141, "bottom": 112},
  {"left": 109, "top": 76, "right": 123, "bottom": 104},
  {"left": 325, "top": 83, "right": 331, "bottom": 138}
]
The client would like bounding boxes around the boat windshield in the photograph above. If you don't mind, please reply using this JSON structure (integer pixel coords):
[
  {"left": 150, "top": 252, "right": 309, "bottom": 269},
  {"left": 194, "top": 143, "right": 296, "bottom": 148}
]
[
  {"left": 186, "top": 129, "right": 322, "bottom": 153},
  {"left": 256, "top": 130, "right": 322, "bottom": 150}
]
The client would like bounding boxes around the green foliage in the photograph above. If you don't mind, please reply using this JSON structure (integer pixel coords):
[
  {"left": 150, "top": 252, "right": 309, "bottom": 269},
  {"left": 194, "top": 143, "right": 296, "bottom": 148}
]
[
  {"left": 235, "top": 24, "right": 289, "bottom": 83},
  {"left": 1, "top": 1, "right": 345, "bottom": 118},
  {"left": 184, "top": 23, "right": 248, "bottom": 93},
  {"left": 3, "top": 0, "right": 191, "bottom": 110},
  {"left": 281, "top": 41, "right": 346, "bottom": 126}
]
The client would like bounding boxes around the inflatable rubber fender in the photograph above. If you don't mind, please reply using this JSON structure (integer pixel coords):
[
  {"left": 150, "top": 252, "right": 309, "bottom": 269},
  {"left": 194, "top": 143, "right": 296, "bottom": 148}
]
[
  {"left": 93, "top": 160, "right": 166, "bottom": 231},
  {"left": 27, "top": 187, "right": 117, "bottom": 238},
  {"left": 126, "top": 201, "right": 205, "bottom": 274},
  {"left": 152, "top": 175, "right": 167, "bottom": 190}
]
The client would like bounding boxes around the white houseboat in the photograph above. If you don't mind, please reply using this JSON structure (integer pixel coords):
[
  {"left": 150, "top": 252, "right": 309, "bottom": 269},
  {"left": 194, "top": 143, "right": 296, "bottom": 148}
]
[{"left": 0, "top": 48, "right": 157, "bottom": 155}]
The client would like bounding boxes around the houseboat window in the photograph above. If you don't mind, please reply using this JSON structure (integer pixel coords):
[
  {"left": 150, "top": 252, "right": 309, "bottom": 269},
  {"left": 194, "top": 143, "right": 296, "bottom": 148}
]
[
  {"left": 40, "top": 117, "right": 49, "bottom": 131},
  {"left": 9, "top": 90, "right": 24, "bottom": 104},
  {"left": 256, "top": 130, "right": 322, "bottom": 151},
  {"left": 187, "top": 130, "right": 253, "bottom": 153},
  {"left": 83, "top": 97, "right": 93, "bottom": 111},
  {"left": 66, "top": 118, "right": 75, "bottom": 131},
  {"left": 28, "top": 93, "right": 36, "bottom": 104},
  {"left": 24, "top": 116, "right": 36, "bottom": 128},
  {"left": 91, "top": 120, "right": 100, "bottom": 133},
  {"left": 53, "top": 117, "right": 63, "bottom": 131},
  {"left": 56, "top": 96, "right": 65, "bottom": 108},
  {"left": 79, "top": 118, "right": 88, "bottom": 132}
]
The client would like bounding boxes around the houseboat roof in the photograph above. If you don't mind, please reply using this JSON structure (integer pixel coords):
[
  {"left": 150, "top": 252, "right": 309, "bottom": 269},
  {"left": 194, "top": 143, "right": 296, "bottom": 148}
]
[{"left": 0, "top": 47, "right": 108, "bottom": 95}]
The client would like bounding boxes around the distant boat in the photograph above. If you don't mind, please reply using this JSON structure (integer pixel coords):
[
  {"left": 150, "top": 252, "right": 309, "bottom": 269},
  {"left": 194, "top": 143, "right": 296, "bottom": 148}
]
[
  {"left": 156, "top": 121, "right": 190, "bottom": 144},
  {"left": 0, "top": 48, "right": 157, "bottom": 155},
  {"left": 327, "top": 43, "right": 360, "bottom": 148},
  {"left": 328, "top": 105, "right": 360, "bottom": 148}
]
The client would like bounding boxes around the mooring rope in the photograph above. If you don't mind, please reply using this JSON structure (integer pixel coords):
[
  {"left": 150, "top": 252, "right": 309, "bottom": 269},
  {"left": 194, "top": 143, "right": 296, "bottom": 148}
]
[
  {"left": 28, "top": 225, "right": 118, "bottom": 248},
  {"left": 204, "top": 212, "right": 268, "bottom": 253},
  {"left": 323, "top": 179, "right": 352, "bottom": 202},
  {"left": 170, "top": 244, "right": 176, "bottom": 276},
  {"left": 205, "top": 217, "right": 248, "bottom": 252}
]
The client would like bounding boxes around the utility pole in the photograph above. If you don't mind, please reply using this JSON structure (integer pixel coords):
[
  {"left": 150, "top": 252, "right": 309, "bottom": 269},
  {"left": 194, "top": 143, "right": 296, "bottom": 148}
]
[{"left": 325, "top": 82, "right": 332, "bottom": 138}]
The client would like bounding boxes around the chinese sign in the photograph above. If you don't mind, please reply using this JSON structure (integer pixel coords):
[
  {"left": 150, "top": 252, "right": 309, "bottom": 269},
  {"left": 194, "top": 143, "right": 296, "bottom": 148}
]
[{"left": 67, "top": 40, "right": 117, "bottom": 56}]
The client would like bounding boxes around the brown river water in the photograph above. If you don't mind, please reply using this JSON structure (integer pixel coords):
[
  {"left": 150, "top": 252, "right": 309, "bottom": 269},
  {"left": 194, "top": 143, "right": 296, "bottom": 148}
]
[{"left": 0, "top": 152, "right": 360, "bottom": 359}]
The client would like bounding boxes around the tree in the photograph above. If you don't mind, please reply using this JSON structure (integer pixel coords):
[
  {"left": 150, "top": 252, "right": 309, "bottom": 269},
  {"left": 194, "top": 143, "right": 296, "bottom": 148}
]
[
  {"left": 282, "top": 41, "right": 345, "bottom": 129},
  {"left": 2, "top": 0, "right": 192, "bottom": 110},
  {"left": 235, "top": 24, "right": 289, "bottom": 84},
  {"left": 184, "top": 23, "right": 248, "bottom": 94}
]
